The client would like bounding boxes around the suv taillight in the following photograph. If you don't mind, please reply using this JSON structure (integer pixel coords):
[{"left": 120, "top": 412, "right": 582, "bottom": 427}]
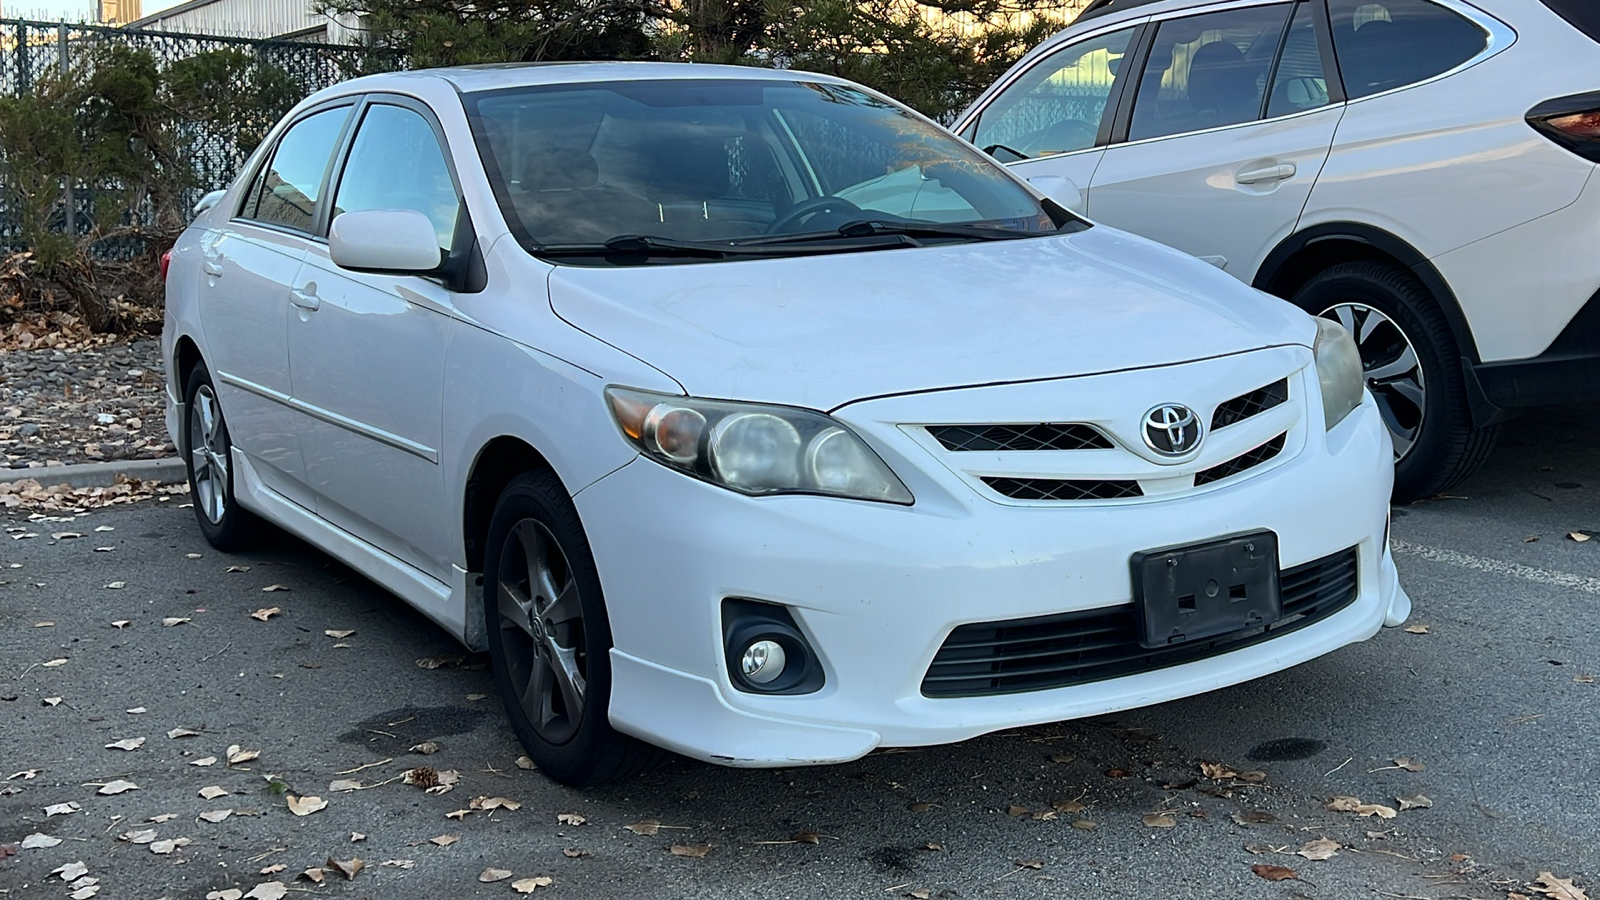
[
  {"left": 160, "top": 249, "right": 172, "bottom": 283},
  {"left": 1528, "top": 92, "right": 1600, "bottom": 162}
]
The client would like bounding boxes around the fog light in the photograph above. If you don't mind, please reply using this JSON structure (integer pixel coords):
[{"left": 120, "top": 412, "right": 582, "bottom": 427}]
[{"left": 740, "top": 639, "right": 787, "bottom": 684}]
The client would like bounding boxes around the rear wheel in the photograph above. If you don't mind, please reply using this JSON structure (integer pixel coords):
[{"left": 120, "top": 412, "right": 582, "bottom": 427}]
[
  {"left": 183, "top": 362, "right": 259, "bottom": 551},
  {"left": 483, "top": 470, "right": 662, "bottom": 787},
  {"left": 1291, "top": 261, "right": 1497, "bottom": 502}
]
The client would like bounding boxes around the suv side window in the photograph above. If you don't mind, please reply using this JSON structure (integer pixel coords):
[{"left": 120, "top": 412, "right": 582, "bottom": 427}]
[
  {"left": 1128, "top": 4, "right": 1293, "bottom": 142},
  {"left": 1327, "top": 0, "right": 1487, "bottom": 99},
  {"left": 240, "top": 106, "right": 351, "bottom": 233},
  {"left": 1267, "top": 3, "right": 1332, "bottom": 117},
  {"left": 970, "top": 26, "right": 1136, "bottom": 159},
  {"left": 332, "top": 104, "right": 461, "bottom": 254}
]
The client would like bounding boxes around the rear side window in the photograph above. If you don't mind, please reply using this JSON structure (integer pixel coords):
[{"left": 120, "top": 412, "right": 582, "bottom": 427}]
[
  {"left": 1538, "top": 0, "right": 1600, "bottom": 42},
  {"left": 240, "top": 107, "right": 351, "bottom": 233},
  {"left": 970, "top": 26, "right": 1137, "bottom": 159},
  {"left": 1327, "top": 0, "right": 1487, "bottom": 99},
  {"left": 1128, "top": 3, "right": 1293, "bottom": 142}
]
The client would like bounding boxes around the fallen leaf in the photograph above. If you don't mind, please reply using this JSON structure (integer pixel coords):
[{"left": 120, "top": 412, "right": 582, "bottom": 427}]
[
  {"left": 625, "top": 820, "right": 662, "bottom": 835},
  {"left": 1568, "top": 532, "right": 1591, "bottom": 543},
  {"left": 250, "top": 607, "right": 280, "bottom": 621},
  {"left": 1251, "top": 864, "right": 1299, "bottom": 882},
  {"left": 380, "top": 859, "right": 415, "bottom": 869},
  {"left": 325, "top": 858, "right": 363, "bottom": 880},
  {"left": 1049, "top": 753, "right": 1073, "bottom": 764},
  {"left": 45, "top": 801, "right": 80, "bottom": 816},
  {"left": 225, "top": 565, "right": 249, "bottom": 572},
  {"left": 105, "top": 581, "right": 125, "bottom": 589},
  {"left": 199, "top": 786, "right": 228, "bottom": 800},
  {"left": 259, "top": 864, "right": 286, "bottom": 875},
  {"left": 105, "top": 737, "right": 145, "bottom": 751},
  {"left": 466, "top": 693, "right": 488, "bottom": 701},
  {"left": 227, "top": 744, "right": 260, "bottom": 766},
  {"left": 149, "top": 838, "right": 191, "bottom": 854},
  {"left": 1577, "top": 674, "right": 1597, "bottom": 684},
  {"left": 429, "top": 834, "right": 459, "bottom": 847},
  {"left": 206, "top": 891, "right": 243, "bottom": 900},
  {"left": 22, "top": 832, "right": 63, "bottom": 849},
  {"left": 1356, "top": 804, "right": 1398, "bottom": 819},
  {"left": 168, "top": 727, "right": 202, "bottom": 739},
  {"left": 111, "top": 620, "right": 130, "bottom": 629},
  {"left": 1394, "top": 757, "right": 1426, "bottom": 772},
  {"left": 1232, "top": 809, "right": 1278, "bottom": 825},
  {"left": 1052, "top": 797, "right": 1085, "bottom": 814},
  {"left": 1404, "top": 624, "right": 1430, "bottom": 634},
  {"left": 514, "top": 755, "right": 537, "bottom": 770},
  {"left": 147, "top": 813, "right": 178, "bottom": 823},
  {"left": 1325, "top": 796, "right": 1362, "bottom": 812},
  {"left": 298, "top": 869, "right": 324, "bottom": 884},
  {"left": 351, "top": 832, "right": 366, "bottom": 843},
  {"left": 1070, "top": 819, "right": 1096, "bottom": 830},
  {"left": 563, "top": 848, "right": 589, "bottom": 858},
  {"left": 1200, "top": 761, "right": 1237, "bottom": 779},
  {"left": 1530, "top": 873, "right": 1588, "bottom": 900},
  {"left": 409, "top": 741, "right": 439, "bottom": 755},
  {"left": 186, "top": 552, "right": 203, "bottom": 559},
  {"left": 907, "top": 891, "right": 931, "bottom": 900},
  {"left": 126, "top": 706, "right": 146, "bottom": 714},
  {"left": 52, "top": 861, "right": 89, "bottom": 881},
  {"left": 70, "top": 886, "right": 100, "bottom": 900},
  {"left": 670, "top": 844, "right": 711, "bottom": 858},
  {"left": 43, "top": 697, "right": 62, "bottom": 706},
  {"left": 1398, "top": 794, "right": 1433, "bottom": 811},
  {"left": 1104, "top": 767, "right": 1132, "bottom": 778},
  {"left": 415, "top": 655, "right": 463, "bottom": 669},
  {"left": 1031, "top": 809, "right": 1058, "bottom": 821},
  {"left": 329, "top": 779, "right": 362, "bottom": 792},
  {"left": 445, "top": 809, "right": 470, "bottom": 820},
  {"left": 35, "top": 621, "right": 55, "bottom": 627},
  {"left": 198, "top": 809, "right": 232, "bottom": 823},
  {"left": 285, "top": 795, "right": 327, "bottom": 816},
  {"left": 97, "top": 779, "right": 138, "bottom": 795},
  {"left": 162, "top": 618, "right": 191, "bottom": 627},
  {"left": 1297, "top": 838, "right": 1340, "bottom": 860},
  {"left": 1141, "top": 813, "right": 1177, "bottom": 828},
  {"left": 1005, "top": 804, "right": 1030, "bottom": 817},
  {"left": 324, "top": 629, "right": 356, "bottom": 639},
  {"left": 557, "top": 812, "right": 586, "bottom": 825},
  {"left": 513, "top": 876, "right": 554, "bottom": 893},
  {"left": 42, "top": 658, "right": 68, "bottom": 667},
  {"left": 906, "top": 802, "right": 934, "bottom": 813},
  {"left": 480, "top": 867, "right": 514, "bottom": 882},
  {"left": 471, "top": 796, "right": 523, "bottom": 812},
  {"left": 10, "top": 769, "right": 43, "bottom": 780},
  {"left": 243, "top": 883, "right": 287, "bottom": 900},
  {"left": 191, "top": 756, "right": 217, "bottom": 767},
  {"left": 1015, "top": 859, "right": 1043, "bottom": 870},
  {"left": 261, "top": 584, "right": 289, "bottom": 592}
]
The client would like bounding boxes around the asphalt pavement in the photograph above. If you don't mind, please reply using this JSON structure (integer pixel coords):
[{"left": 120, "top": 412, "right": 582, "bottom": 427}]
[{"left": 2, "top": 406, "right": 1596, "bottom": 900}]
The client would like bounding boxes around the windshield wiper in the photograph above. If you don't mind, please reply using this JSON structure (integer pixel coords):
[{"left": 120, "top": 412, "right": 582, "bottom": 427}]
[
  {"left": 738, "top": 219, "right": 1041, "bottom": 247},
  {"left": 534, "top": 232, "right": 916, "bottom": 260}
]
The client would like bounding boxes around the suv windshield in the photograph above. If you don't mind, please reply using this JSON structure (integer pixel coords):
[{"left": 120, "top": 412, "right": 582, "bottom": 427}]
[{"left": 464, "top": 78, "right": 1067, "bottom": 262}]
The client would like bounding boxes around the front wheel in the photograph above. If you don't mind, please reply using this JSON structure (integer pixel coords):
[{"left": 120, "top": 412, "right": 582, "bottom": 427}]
[
  {"left": 483, "top": 470, "right": 662, "bottom": 787},
  {"left": 1291, "top": 261, "right": 1497, "bottom": 502}
]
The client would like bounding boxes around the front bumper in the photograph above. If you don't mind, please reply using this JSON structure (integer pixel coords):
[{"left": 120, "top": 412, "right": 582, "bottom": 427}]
[{"left": 577, "top": 393, "right": 1407, "bottom": 767}]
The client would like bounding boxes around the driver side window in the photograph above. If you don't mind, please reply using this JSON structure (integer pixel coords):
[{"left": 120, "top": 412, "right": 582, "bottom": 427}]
[{"left": 971, "top": 27, "right": 1136, "bottom": 160}]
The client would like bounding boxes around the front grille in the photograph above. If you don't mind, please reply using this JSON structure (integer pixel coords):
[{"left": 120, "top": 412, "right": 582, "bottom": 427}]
[
  {"left": 1194, "top": 433, "right": 1286, "bottom": 486},
  {"left": 983, "top": 477, "right": 1143, "bottom": 501},
  {"left": 928, "top": 423, "right": 1113, "bottom": 452},
  {"left": 1212, "top": 379, "right": 1289, "bottom": 430},
  {"left": 921, "top": 546, "right": 1359, "bottom": 698}
]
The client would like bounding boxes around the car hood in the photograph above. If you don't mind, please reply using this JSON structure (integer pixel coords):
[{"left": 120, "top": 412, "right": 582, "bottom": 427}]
[{"left": 547, "top": 227, "right": 1312, "bottom": 411}]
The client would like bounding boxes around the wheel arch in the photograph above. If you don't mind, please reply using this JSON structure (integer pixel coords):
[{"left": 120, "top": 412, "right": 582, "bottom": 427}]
[
  {"left": 462, "top": 435, "right": 560, "bottom": 577},
  {"left": 1253, "top": 223, "right": 1481, "bottom": 365},
  {"left": 173, "top": 334, "right": 204, "bottom": 396}
]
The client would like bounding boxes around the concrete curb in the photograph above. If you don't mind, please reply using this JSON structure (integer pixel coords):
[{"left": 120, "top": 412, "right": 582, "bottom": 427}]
[{"left": 1, "top": 457, "right": 186, "bottom": 488}]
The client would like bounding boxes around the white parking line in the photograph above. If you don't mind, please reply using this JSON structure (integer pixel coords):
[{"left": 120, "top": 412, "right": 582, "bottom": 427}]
[{"left": 1392, "top": 540, "right": 1600, "bottom": 595}]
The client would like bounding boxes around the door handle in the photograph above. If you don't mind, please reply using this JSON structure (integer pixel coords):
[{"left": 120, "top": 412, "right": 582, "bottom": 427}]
[
  {"left": 202, "top": 255, "right": 224, "bottom": 277},
  {"left": 289, "top": 286, "right": 321, "bottom": 311},
  {"left": 1235, "top": 163, "right": 1297, "bottom": 185}
]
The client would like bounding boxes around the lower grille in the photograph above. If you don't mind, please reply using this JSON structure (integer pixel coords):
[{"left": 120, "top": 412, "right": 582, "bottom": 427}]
[
  {"left": 983, "top": 477, "right": 1143, "bottom": 501},
  {"left": 1195, "top": 433, "right": 1286, "bottom": 486},
  {"left": 921, "top": 546, "right": 1359, "bottom": 698}
]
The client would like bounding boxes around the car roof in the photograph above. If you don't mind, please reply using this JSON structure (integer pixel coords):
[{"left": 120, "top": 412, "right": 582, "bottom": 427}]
[{"left": 319, "top": 61, "right": 857, "bottom": 99}]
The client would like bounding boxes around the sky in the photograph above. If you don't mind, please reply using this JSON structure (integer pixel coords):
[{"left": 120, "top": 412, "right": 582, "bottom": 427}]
[{"left": 3, "top": 0, "right": 184, "bottom": 21}]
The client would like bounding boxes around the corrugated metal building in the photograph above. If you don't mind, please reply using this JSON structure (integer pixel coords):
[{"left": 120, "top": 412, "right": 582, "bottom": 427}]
[{"left": 125, "top": 0, "right": 358, "bottom": 42}]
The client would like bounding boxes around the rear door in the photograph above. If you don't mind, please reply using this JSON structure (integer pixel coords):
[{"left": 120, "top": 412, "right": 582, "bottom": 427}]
[
  {"left": 286, "top": 97, "right": 462, "bottom": 581},
  {"left": 204, "top": 103, "right": 353, "bottom": 508},
  {"left": 1086, "top": 1, "right": 1343, "bottom": 277}
]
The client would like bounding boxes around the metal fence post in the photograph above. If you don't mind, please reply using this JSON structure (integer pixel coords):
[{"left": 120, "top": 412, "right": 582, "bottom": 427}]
[
  {"left": 59, "top": 22, "right": 76, "bottom": 240},
  {"left": 14, "top": 22, "right": 29, "bottom": 92}
]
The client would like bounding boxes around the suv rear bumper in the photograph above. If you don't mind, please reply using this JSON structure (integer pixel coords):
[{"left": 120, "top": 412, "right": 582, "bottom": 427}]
[{"left": 1468, "top": 285, "right": 1600, "bottom": 412}]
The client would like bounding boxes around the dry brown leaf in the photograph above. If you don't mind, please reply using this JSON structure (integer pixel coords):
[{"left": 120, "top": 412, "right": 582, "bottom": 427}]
[
  {"left": 513, "top": 876, "right": 554, "bottom": 893},
  {"left": 97, "top": 779, "right": 138, "bottom": 795},
  {"left": 1015, "top": 859, "right": 1043, "bottom": 870},
  {"left": 105, "top": 738, "right": 145, "bottom": 751},
  {"left": 126, "top": 706, "right": 146, "bottom": 714},
  {"left": 1530, "top": 873, "right": 1589, "bottom": 900},
  {"left": 1252, "top": 864, "right": 1299, "bottom": 882},
  {"left": 1297, "top": 838, "right": 1340, "bottom": 861},
  {"left": 1052, "top": 797, "right": 1085, "bottom": 814},
  {"left": 1141, "top": 813, "right": 1177, "bottom": 828},
  {"left": 43, "top": 697, "right": 63, "bottom": 706},
  {"left": 479, "top": 867, "right": 514, "bottom": 882},
  {"left": 1325, "top": 796, "right": 1362, "bottom": 812},
  {"left": 328, "top": 779, "right": 362, "bottom": 792},
  {"left": 409, "top": 741, "right": 439, "bottom": 755},
  {"left": 1071, "top": 819, "right": 1096, "bottom": 830},
  {"left": 146, "top": 813, "right": 178, "bottom": 823},
  {"left": 415, "top": 656, "right": 464, "bottom": 670},
  {"left": 162, "top": 617, "right": 191, "bottom": 627},
  {"left": 562, "top": 848, "right": 589, "bottom": 858},
  {"left": 242, "top": 883, "right": 287, "bottom": 900},
  {"left": 791, "top": 831, "right": 821, "bottom": 844},
  {"left": 429, "top": 834, "right": 459, "bottom": 847},
  {"left": 285, "top": 795, "right": 327, "bottom": 816},
  {"left": 514, "top": 755, "right": 537, "bottom": 770},
  {"left": 906, "top": 802, "right": 935, "bottom": 813},
  {"left": 1398, "top": 794, "right": 1433, "bottom": 811},
  {"left": 297, "top": 869, "right": 324, "bottom": 884},
  {"left": 22, "top": 833, "right": 64, "bottom": 849},
  {"left": 325, "top": 858, "right": 363, "bottom": 881},
  {"left": 225, "top": 565, "right": 250, "bottom": 573},
  {"left": 261, "top": 584, "right": 289, "bottom": 592},
  {"left": 45, "top": 801, "right": 80, "bottom": 816},
  {"left": 118, "top": 829, "right": 156, "bottom": 844},
  {"left": 1568, "top": 532, "right": 1591, "bottom": 543},
  {"left": 250, "top": 607, "right": 280, "bottom": 622},
  {"left": 42, "top": 658, "right": 68, "bottom": 668},
  {"left": 324, "top": 629, "right": 355, "bottom": 639},
  {"left": 471, "top": 796, "right": 521, "bottom": 812},
  {"left": 1577, "top": 674, "right": 1597, "bottom": 684},
  {"left": 908, "top": 890, "right": 931, "bottom": 900},
  {"left": 207, "top": 891, "right": 243, "bottom": 900},
  {"left": 259, "top": 864, "right": 286, "bottom": 875},
  {"left": 1049, "top": 753, "right": 1073, "bottom": 764},
  {"left": 1005, "top": 804, "right": 1030, "bottom": 817},
  {"left": 1232, "top": 809, "right": 1277, "bottom": 825},
  {"left": 111, "top": 620, "right": 130, "bottom": 629},
  {"left": 1404, "top": 624, "right": 1430, "bottom": 634},
  {"left": 52, "top": 861, "right": 89, "bottom": 881},
  {"left": 1356, "top": 803, "right": 1398, "bottom": 819},
  {"left": 351, "top": 832, "right": 366, "bottom": 843},
  {"left": 446, "top": 809, "right": 470, "bottom": 820},
  {"left": 625, "top": 820, "right": 662, "bottom": 836},
  {"left": 670, "top": 844, "right": 711, "bottom": 858},
  {"left": 198, "top": 786, "right": 228, "bottom": 800},
  {"left": 149, "top": 838, "right": 190, "bottom": 855},
  {"left": 1395, "top": 756, "right": 1426, "bottom": 772},
  {"left": 1031, "top": 809, "right": 1058, "bottom": 821},
  {"left": 105, "top": 581, "right": 125, "bottom": 589},
  {"left": 226, "top": 745, "right": 260, "bottom": 766},
  {"left": 197, "top": 810, "right": 232, "bottom": 823},
  {"left": 557, "top": 812, "right": 586, "bottom": 825}
]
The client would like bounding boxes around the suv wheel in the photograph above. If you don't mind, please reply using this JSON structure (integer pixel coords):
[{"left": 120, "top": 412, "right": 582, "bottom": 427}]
[
  {"left": 183, "top": 362, "right": 260, "bottom": 551},
  {"left": 1292, "top": 261, "right": 1497, "bottom": 503},
  {"left": 483, "top": 470, "right": 664, "bottom": 787}
]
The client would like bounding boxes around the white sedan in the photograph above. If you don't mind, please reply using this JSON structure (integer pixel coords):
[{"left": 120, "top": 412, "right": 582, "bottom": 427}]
[{"left": 162, "top": 63, "right": 1410, "bottom": 787}]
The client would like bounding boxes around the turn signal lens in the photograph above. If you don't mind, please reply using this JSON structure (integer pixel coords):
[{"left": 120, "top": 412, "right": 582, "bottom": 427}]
[{"left": 1548, "top": 110, "right": 1600, "bottom": 139}]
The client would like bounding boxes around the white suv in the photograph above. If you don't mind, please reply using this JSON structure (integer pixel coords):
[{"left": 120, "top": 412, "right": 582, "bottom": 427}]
[{"left": 956, "top": 0, "right": 1600, "bottom": 502}]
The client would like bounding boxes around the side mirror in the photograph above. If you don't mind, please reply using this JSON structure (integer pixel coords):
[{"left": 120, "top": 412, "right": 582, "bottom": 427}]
[
  {"left": 193, "top": 189, "right": 226, "bottom": 216},
  {"left": 1027, "top": 175, "right": 1084, "bottom": 215},
  {"left": 329, "top": 209, "right": 442, "bottom": 274}
]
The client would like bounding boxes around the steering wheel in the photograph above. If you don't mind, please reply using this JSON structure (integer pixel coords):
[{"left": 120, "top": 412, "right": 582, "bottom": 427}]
[{"left": 767, "top": 196, "right": 864, "bottom": 234}]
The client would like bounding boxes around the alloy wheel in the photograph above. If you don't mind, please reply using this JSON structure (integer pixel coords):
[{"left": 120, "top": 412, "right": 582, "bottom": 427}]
[
  {"left": 1320, "top": 302, "right": 1427, "bottom": 461},
  {"left": 188, "top": 385, "right": 229, "bottom": 524},
  {"left": 495, "top": 519, "right": 587, "bottom": 745}
]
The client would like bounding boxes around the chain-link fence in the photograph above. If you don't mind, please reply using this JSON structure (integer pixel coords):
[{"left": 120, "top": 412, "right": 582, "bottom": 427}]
[{"left": 0, "top": 18, "right": 397, "bottom": 252}]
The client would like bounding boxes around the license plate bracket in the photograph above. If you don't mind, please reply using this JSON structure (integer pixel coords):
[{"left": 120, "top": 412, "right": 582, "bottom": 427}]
[{"left": 1132, "top": 531, "right": 1280, "bottom": 649}]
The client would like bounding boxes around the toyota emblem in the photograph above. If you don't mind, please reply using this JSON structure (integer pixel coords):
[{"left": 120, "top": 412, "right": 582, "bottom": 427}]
[{"left": 1142, "top": 404, "right": 1201, "bottom": 456}]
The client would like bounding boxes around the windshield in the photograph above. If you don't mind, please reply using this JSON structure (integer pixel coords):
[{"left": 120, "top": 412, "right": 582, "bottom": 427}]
[{"left": 464, "top": 78, "right": 1067, "bottom": 262}]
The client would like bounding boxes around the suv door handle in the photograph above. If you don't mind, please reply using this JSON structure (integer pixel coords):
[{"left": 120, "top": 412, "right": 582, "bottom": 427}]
[
  {"left": 1235, "top": 163, "right": 1297, "bottom": 185},
  {"left": 202, "top": 255, "right": 224, "bottom": 277},
  {"left": 289, "top": 286, "right": 321, "bottom": 311}
]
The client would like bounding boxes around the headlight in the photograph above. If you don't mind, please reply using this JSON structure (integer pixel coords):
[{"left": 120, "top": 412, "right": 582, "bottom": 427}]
[
  {"left": 1313, "top": 317, "right": 1365, "bottom": 431},
  {"left": 606, "top": 387, "right": 914, "bottom": 504}
]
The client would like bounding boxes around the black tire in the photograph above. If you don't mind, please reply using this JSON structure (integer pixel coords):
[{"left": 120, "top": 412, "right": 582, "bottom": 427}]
[
  {"left": 483, "top": 470, "right": 663, "bottom": 787},
  {"left": 1291, "top": 261, "right": 1497, "bottom": 503},
  {"left": 183, "top": 361, "right": 260, "bottom": 551}
]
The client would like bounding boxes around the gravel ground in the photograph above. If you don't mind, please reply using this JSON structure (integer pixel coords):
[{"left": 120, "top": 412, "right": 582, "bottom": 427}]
[{"left": 0, "top": 341, "right": 174, "bottom": 471}]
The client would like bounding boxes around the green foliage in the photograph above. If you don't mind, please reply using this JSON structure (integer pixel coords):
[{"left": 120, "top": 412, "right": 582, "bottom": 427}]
[
  {"left": 166, "top": 49, "right": 303, "bottom": 156},
  {"left": 316, "top": 0, "right": 658, "bottom": 67}
]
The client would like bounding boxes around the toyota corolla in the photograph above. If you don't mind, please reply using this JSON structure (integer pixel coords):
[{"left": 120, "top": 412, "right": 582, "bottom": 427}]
[{"left": 162, "top": 63, "right": 1410, "bottom": 787}]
